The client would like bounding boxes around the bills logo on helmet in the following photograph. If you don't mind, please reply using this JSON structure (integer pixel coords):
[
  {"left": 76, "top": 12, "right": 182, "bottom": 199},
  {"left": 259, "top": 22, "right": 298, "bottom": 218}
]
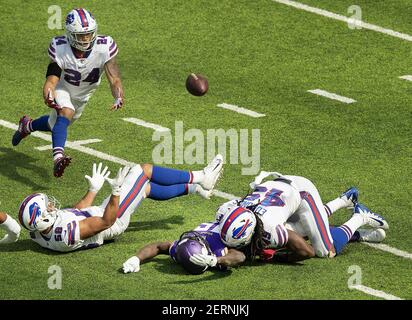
[
  {"left": 66, "top": 13, "right": 75, "bottom": 25},
  {"left": 28, "top": 202, "right": 41, "bottom": 227},
  {"left": 232, "top": 219, "right": 253, "bottom": 239}
]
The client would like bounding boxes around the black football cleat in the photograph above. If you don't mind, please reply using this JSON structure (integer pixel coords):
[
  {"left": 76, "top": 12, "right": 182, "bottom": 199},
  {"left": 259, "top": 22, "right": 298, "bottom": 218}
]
[{"left": 53, "top": 155, "right": 72, "bottom": 178}]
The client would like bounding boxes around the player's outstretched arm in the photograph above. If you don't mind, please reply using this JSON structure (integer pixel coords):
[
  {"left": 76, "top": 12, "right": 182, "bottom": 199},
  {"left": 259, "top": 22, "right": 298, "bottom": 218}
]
[
  {"left": 43, "top": 61, "right": 62, "bottom": 110},
  {"left": 104, "top": 57, "right": 124, "bottom": 110},
  {"left": 74, "top": 163, "right": 110, "bottom": 209},
  {"left": 123, "top": 241, "right": 172, "bottom": 273},
  {"left": 79, "top": 166, "right": 129, "bottom": 239},
  {"left": 284, "top": 229, "right": 315, "bottom": 262}
]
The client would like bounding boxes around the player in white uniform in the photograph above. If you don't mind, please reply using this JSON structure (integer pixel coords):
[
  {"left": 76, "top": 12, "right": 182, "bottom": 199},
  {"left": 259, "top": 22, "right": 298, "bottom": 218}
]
[
  {"left": 16, "top": 155, "right": 224, "bottom": 252},
  {"left": 217, "top": 171, "right": 388, "bottom": 262},
  {"left": 12, "top": 8, "right": 124, "bottom": 177}
]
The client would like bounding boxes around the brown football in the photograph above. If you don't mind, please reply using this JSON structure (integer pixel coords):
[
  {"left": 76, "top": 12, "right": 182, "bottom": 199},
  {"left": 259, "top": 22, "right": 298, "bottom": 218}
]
[{"left": 185, "top": 73, "right": 208, "bottom": 96}]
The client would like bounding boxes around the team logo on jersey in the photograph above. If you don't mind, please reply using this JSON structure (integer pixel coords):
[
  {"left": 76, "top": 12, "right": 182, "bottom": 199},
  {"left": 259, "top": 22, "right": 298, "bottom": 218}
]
[
  {"left": 66, "top": 13, "right": 75, "bottom": 25},
  {"left": 232, "top": 219, "right": 253, "bottom": 239},
  {"left": 28, "top": 202, "right": 41, "bottom": 227}
]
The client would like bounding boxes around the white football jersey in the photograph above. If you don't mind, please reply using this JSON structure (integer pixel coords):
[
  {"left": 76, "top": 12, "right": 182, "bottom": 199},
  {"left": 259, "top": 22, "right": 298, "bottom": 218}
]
[
  {"left": 48, "top": 35, "right": 118, "bottom": 102},
  {"left": 29, "top": 207, "right": 104, "bottom": 252},
  {"left": 240, "top": 179, "right": 302, "bottom": 248}
]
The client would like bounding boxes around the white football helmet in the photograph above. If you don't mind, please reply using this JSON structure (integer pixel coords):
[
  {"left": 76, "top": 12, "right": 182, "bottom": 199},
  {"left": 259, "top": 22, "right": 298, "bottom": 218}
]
[
  {"left": 215, "top": 199, "right": 239, "bottom": 222},
  {"left": 18, "top": 193, "right": 59, "bottom": 232},
  {"left": 65, "top": 8, "right": 97, "bottom": 51},
  {"left": 219, "top": 206, "right": 257, "bottom": 248}
]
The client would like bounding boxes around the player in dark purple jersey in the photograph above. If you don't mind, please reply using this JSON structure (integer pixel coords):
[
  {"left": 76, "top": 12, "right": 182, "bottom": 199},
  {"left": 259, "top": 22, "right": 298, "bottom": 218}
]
[{"left": 122, "top": 221, "right": 246, "bottom": 274}]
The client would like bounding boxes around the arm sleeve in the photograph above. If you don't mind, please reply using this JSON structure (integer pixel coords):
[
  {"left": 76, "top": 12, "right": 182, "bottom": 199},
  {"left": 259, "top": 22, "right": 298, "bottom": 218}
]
[{"left": 46, "top": 62, "right": 62, "bottom": 78}]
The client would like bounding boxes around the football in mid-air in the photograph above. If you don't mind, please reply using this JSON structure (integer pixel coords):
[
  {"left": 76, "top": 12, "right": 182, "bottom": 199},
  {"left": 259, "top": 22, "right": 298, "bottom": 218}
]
[{"left": 185, "top": 73, "right": 208, "bottom": 96}]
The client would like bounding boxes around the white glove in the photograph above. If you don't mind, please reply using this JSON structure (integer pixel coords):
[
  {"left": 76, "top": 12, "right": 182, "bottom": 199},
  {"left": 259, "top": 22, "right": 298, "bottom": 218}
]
[
  {"left": 122, "top": 256, "right": 140, "bottom": 273},
  {"left": 189, "top": 253, "right": 218, "bottom": 267},
  {"left": 105, "top": 166, "right": 130, "bottom": 196},
  {"left": 249, "top": 171, "right": 283, "bottom": 189},
  {"left": 85, "top": 163, "right": 110, "bottom": 193}
]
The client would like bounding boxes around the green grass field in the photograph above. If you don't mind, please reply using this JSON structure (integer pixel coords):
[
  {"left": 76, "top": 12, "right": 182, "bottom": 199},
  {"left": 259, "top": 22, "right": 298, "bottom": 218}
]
[{"left": 0, "top": 0, "right": 411, "bottom": 300}]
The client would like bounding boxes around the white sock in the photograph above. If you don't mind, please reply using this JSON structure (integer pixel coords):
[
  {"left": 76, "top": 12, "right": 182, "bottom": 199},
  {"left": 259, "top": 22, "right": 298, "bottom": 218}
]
[
  {"left": 342, "top": 214, "right": 365, "bottom": 235},
  {"left": 0, "top": 214, "right": 21, "bottom": 235},
  {"left": 53, "top": 148, "right": 64, "bottom": 162},
  {"left": 325, "top": 198, "right": 348, "bottom": 214},
  {"left": 187, "top": 184, "right": 197, "bottom": 194},
  {"left": 190, "top": 170, "right": 205, "bottom": 184}
]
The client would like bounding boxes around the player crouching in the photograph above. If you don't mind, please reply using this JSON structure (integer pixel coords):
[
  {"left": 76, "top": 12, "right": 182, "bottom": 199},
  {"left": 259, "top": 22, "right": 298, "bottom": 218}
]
[{"left": 12, "top": 8, "right": 124, "bottom": 178}]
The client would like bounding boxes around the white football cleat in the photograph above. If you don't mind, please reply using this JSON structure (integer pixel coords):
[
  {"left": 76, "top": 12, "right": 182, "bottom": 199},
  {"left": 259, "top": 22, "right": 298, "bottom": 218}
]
[
  {"left": 200, "top": 154, "right": 224, "bottom": 190},
  {"left": 195, "top": 185, "right": 213, "bottom": 200},
  {"left": 356, "top": 228, "right": 386, "bottom": 243},
  {"left": 354, "top": 203, "right": 389, "bottom": 230}
]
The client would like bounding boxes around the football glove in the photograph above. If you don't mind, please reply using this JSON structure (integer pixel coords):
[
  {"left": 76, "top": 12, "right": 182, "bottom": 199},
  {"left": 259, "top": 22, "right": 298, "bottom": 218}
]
[
  {"left": 105, "top": 166, "right": 130, "bottom": 196},
  {"left": 84, "top": 163, "right": 110, "bottom": 193},
  {"left": 189, "top": 253, "right": 218, "bottom": 267},
  {"left": 122, "top": 256, "right": 140, "bottom": 273},
  {"left": 45, "top": 88, "right": 62, "bottom": 111}
]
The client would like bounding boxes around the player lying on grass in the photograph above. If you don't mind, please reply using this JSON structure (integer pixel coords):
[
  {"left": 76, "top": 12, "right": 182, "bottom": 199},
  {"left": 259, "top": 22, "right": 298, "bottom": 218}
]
[
  {"left": 6, "top": 155, "right": 223, "bottom": 252},
  {"left": 121, "top": 180, "right": 386, "bottom": 274},
  {"left": 122, "top": 221, "right": 246, "bottom": 275},
  {"left": 217, "top": 171, "right": 388, "bottom": 262},
  {"left": 12, "top": 8, "right": 124, "bottom": 178}
]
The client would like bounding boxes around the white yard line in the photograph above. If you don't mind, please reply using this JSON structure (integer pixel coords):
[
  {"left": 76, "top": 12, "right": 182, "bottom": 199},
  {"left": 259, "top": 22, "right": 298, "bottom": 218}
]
[
  {"left": 349, "top": 285, "right": 403, "bottom": 300},
  {"left": 35, "top": 139, "right": 102, "bottom": 151},
  {"left": 307, "top": 89, "right": 356, "bottom": 104},
  {"left": 217, "top": 103, "right": 266, "bottom": 118},
  {"left": 399, "top": 75, "right": 412, "bottom": 82},
  {"left": 272, "top": 0, "right": 412, "bottom": 42},
  {"left": 123, "top": 117, "right": 170, "bottom": 132},
  {"left": 362, "top": 243, "right": 412, "bottom": 261}
]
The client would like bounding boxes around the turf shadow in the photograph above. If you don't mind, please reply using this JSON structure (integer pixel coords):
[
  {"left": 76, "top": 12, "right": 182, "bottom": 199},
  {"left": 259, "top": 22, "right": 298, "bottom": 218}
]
[
  {"left": 125, "top": 215, "right": 185, "bottom": 232},
  {"left": 151, "top": 257, "right": 234, "bottom": 283},
  {"left": 0, "top": 147, "right": 49, "bottom": 190},
  {"left": 0, "top": 239, "right": 61, "bottom": 255}
]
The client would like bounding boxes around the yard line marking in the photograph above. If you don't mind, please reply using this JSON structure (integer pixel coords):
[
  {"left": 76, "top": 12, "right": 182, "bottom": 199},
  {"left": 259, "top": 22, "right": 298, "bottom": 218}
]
[
  {"left": 399, "top": 75, "right": 412, "bottom": 82},
  {"left": 362, "top": 243, "right": 412, "bottom": 260},
  {"left": 213, "top": 190, "right": 240, "bottom": 201},
  {"left": 349, "top": 285, "right": 403, "bottom": 300},
  {"left": 123, "top": 118, "right": 170, "bottom": 132},
  {"left": 35, "top": 139, "right": 102, "bottom": 151},
  {"left": 272, "top": 0, "right": 412, "bottom": 42},
  {"left": 0, "top": 118, "right": 227, "bottom": 197},
  {"left": 308, "top": 89, "right": 356, "bottom": 104},
  {"left": 0, "top": 119, "right": 134, "bottom": 167},
  {"left": 217, "top": 103, "right": 266, "bottom": 118}
]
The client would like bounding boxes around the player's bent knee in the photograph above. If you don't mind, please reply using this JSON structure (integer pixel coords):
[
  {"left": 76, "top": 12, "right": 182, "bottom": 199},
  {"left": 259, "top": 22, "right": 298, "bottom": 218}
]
[
  {"left": 59, "top": 107, "right": 75, "bottom": 120},
  {"left": 141, "top": 163, "right": 153, "bottom": 178}
]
